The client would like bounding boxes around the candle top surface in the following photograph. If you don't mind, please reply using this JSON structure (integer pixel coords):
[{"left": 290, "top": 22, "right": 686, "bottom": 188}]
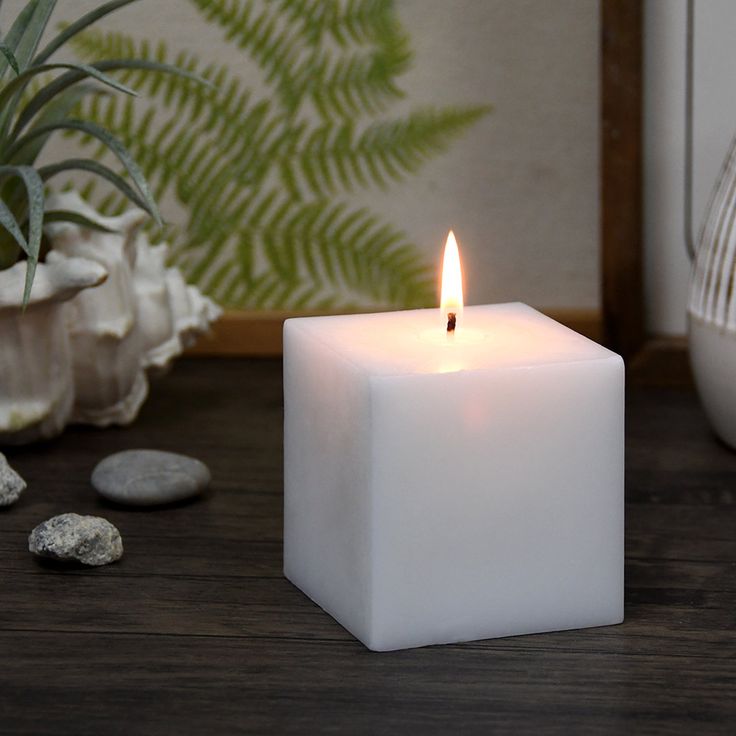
[{"left": 286, "top": 303, "right": 620, "bottom": 376}]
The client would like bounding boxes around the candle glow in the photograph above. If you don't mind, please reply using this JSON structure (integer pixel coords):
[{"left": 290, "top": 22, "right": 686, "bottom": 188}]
[{"left": 440, "top": 230, "right": 464, "bottom": 333}]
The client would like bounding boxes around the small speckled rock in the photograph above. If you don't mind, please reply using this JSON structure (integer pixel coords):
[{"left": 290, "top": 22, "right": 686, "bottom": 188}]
[
  {"left": 91, "top": 449, "right": 211, "bottom": 506},
  {"left": 0, "top": 453, "right": 26, "bottom": 507},
  {"left": 28, "top": 513, "right": 123, "bottom": 566}
]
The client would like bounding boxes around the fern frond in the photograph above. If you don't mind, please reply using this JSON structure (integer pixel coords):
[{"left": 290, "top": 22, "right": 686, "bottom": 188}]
[
  {"left": 69, "top": 28, "right": 285, "bottom": 209},
  {"left": 69, "top": 29, "right": 251, "bottom": 134},
  {"left": 189, "top": 0, "right": 409, "bottom": 119},
  {"left": 300, "top": 35, "right": 409, "bottom": 120},
  {"left": 177, "top": 191, "right": 434, "bottom": 310},
  {"left": 282, "top": 106, "right": 491, "bottom": 197},
  {"left": 279, "top": 0, "right": 398, "bottom": 48},
  {"left": 233, "top": 199, "right": 435, "bottom": 309},
  {"left": 188, "top": 0, "right": 304, "bottom": 111}
]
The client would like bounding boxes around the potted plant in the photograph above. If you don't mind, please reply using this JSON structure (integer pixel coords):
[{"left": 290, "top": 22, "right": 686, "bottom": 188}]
[{"left": 0, "top": 0, "right": 220, "bottom": 444}]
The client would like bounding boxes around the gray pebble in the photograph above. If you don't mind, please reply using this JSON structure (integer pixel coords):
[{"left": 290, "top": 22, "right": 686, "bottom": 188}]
[
  {"left": 0, "top": 453, "right": 26, "bottom": 507},
  {"left": 29, "top": 513, "right": 123, "bottom": 566},
  {"left": 91, "top": 449, "right": 210, "bottom": 506}
]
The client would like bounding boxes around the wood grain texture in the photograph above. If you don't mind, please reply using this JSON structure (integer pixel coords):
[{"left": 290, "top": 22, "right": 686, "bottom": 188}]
[
  {"left": 601, "top": 0, "right": 645, "bottom": 358},
  {"left": 1, "top": 358, "right": 735, "bottom": 735},
  {"left": 187, "top": 308, "right": 603, "bottom": 357}
]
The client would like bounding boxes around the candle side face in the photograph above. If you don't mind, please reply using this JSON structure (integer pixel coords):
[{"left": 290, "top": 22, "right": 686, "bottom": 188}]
[
  {"left": 289, "top": 303, "right": 614, "bottom": 376},
  {"left": 283, "top": 321, "right": 374, "bottom": 643},
  {"left": 368, "top": 357, "right": 624, "bottom": 650}
]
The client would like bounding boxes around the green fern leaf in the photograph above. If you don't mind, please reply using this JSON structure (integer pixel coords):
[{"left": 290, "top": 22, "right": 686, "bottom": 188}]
[
  {"left": 188, "top": 0, "right": 304, "bottom": 110},
  {"left": 304, "top": 34, "right": 410, "bottom": 120},
  {"left": 237, "top": 199, "right": 435, "bottom": 309},
  {"left": 282, "top": 106, "right": 491, "bottom": 197},
  {"left": 280, "top": 0, "right": 397, "bottom": 48}
]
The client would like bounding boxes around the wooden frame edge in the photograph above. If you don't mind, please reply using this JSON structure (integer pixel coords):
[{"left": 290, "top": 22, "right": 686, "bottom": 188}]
[
  {"left": 599, "top": 1, "right": 692, "bottom": 384},
  {"left": 601, "top": 0, "right": 645, "bottom": 360}
]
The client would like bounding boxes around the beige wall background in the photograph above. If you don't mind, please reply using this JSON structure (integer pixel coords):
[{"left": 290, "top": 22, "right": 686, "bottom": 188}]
[{"left": 3, "top": 0, "right": 600, "bottom": 310}]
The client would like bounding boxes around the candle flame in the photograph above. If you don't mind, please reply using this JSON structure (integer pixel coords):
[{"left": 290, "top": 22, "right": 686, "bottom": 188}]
[{"left": 440, "top": 230, "right": 463, "bottom": 332}]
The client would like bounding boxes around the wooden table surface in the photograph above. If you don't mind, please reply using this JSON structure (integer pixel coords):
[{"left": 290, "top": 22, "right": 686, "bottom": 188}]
[{"left": 1, "top": 358, "right": 734, "bottom": 735}]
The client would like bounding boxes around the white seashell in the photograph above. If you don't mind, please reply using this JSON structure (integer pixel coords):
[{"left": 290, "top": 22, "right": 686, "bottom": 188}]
[
  {"left": 44, "top": 191, "right": 149, "bottom": 426},
  {"left": 0, "top": 191, "right": 220, "bottom": 441},
  {"left": 0, "top": 257, "right": 107, "bottom": 443},
  {"left": 134, "top": 233, "right": 222, "bottom": 369},
  {"left": 48, "top": 191, "right": 218, "bottom": 429},
  {"left": 165, "top": 268, "right": 222, "bottom": 349},
  {"left": 132, "top": 233, "right": 182, "bottom": 373}
]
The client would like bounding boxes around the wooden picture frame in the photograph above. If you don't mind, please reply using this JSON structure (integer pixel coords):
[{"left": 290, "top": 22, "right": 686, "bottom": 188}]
[
  {"left": 600, "top": 0, "right": 690, "bottom": 384},
  {"left": 601, "top": 0, "right": 643, "bottom": 360},
  {"left": 190, "top": 1, "right": 648, "bottom": 362}
]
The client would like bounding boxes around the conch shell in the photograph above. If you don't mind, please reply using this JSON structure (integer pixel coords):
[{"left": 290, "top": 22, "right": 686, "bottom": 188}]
[
  {"left": 0, "top": 256, "right": 107, "bottom": 443},
  {"left": 0, "top": 191, "right": 221, "bottom": 442}
]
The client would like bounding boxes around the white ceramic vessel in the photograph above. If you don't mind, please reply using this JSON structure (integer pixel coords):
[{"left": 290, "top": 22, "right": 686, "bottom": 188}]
[{"left": 688, "top": 132, "right": 736, "bottom": 449}]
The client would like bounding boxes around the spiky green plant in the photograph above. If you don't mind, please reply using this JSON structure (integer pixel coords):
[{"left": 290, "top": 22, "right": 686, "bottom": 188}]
[
  {"left": 0, "top": 0, "right": 208, "bottom": 306},
  {"left": 67, "top": 0, "right": 490, "bottom": 310}
]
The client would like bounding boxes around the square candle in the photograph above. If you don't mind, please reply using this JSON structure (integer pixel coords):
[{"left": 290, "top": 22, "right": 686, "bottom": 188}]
[{"left": 283, "top": 303, "right": 624, "bottom": 651}]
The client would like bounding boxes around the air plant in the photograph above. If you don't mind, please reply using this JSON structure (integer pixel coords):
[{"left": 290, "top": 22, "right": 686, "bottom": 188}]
[{"left": 0, "top": 0, "right": 207, "bottom": 306}]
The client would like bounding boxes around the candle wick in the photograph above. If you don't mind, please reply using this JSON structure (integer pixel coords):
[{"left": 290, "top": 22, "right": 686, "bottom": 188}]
[{"left": 447, "top": 312, "right": 456, "bottom": 333}]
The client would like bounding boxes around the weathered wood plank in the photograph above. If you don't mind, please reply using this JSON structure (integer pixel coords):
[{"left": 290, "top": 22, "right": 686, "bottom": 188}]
[{"left": 1, "top": 632, "right": 734, "bottom": 736}]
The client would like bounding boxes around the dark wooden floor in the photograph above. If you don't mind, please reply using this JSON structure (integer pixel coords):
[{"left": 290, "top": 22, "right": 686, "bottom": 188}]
[{"left": 1, "top": 358, "right": 734, "bottom": 735}]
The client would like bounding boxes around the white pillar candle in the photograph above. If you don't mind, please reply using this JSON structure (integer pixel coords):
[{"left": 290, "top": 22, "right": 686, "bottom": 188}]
[{"left": 283, "top": 239, "right": 624, "bottom": 652}]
